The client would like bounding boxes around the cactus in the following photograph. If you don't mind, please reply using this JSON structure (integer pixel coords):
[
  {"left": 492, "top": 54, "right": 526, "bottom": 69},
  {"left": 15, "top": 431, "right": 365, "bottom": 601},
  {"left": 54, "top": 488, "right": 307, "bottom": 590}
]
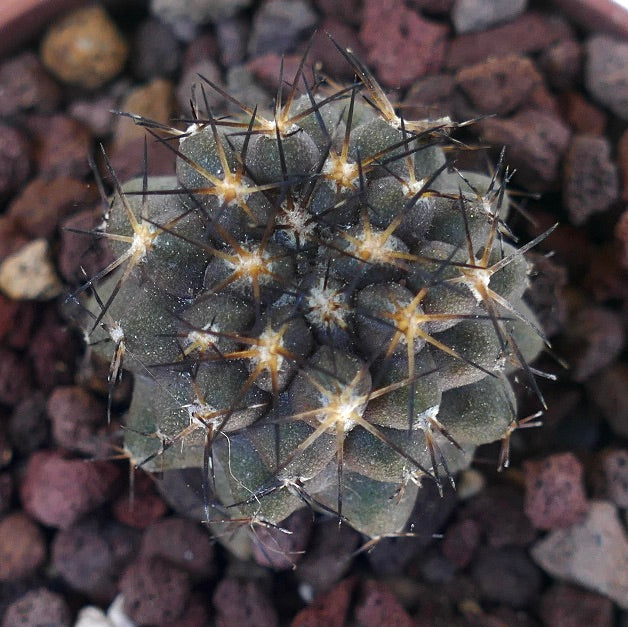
[{"left": 76, "top": 42, "right": 551, "bottom": 545}]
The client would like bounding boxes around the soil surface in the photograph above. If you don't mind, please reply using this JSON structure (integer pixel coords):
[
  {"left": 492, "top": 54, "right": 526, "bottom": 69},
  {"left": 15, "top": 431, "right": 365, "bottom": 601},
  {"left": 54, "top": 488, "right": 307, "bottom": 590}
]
[{"left": 0, "top": 0, "right": 626, "bottom": 625}]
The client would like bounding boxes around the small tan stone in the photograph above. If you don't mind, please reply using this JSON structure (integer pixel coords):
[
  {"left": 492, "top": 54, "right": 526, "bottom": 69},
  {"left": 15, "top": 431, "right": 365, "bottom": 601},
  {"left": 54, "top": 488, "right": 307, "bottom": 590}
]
[
  {"left": 40, "top": 5, "right": 128, "bottom": 89},
  {"left": 0, "top": 239, "right": 63, "bottom": 301},
  {"left": 113, "top": 79, "right": 175, "bottom": 149}
]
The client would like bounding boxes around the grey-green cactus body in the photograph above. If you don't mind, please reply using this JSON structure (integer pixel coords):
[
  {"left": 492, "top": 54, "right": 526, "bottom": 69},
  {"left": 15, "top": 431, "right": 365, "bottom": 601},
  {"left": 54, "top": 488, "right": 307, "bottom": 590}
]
[{"left": 83, "top": 51, "right": 546, "bottom": 545}]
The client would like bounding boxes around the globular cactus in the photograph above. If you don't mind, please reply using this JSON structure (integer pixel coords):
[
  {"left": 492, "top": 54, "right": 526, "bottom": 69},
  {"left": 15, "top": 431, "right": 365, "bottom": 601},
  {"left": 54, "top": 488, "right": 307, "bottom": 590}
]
[{"left": 76, "top": 42, "right": 551, "bottom": 547}]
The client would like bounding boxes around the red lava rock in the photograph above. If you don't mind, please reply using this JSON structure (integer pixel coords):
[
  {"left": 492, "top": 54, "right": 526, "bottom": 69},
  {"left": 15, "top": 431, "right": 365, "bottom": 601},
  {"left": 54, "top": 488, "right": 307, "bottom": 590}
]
[
  {"left": 68, "top": 92, "right": 120, "bottom": 138},
  {"left": 0, "top": 346, "right": 32, "bottom": 406},
  {"left": 47, "top": 385, "right": 108, "bottom": 455},
  {"left": 59, "top": 207, "right": 114, "bottom": 285},
  {"left": 0, "top": 124, "right": 30, "bottom": 199},
  {"left": 28, "top": 308, "right": 80, "bottom": 391},
  {"left": 1, "top": 588, "right": 71, "bottom": 627},
  {"left": 583, "top": 243, "right": 628, "bottom": 303},
  {"left": 539, "top": 583, "right": 614, "bottom": 627},
  {"left": 0, "top": 512, "right": 46, "bottom": 581},
  {"left": 0, "top": 473, "right": 13, "bottom": 515},
  {"left": 562, "top": 92, "right": 607, "bottom": 134},
  {"left": 455, "top": 54, "right": 542, "bottom": 116},
  {"left": 295, "top": 518, "right": 360, "bottom": 594},
  {"left": 52, "top": 516, "right": 140, "bottom": 603},
  {"left": 0, "top": 52, "right": 61, "bottom": 117},
  {"left": 0, "top": 424, "right": 10, "bottom": 469},
  {"left": 121, "top": 556, "right": 192, "bottom": 625},
  {"left": 140, "top": 516, "right": 214, "bottom": 578},
  {"left": 561, "top": 305, "right": 625, "bottom": 382},
  {"left": 601, "top": 449, "right": 628, "bottom": 508},
  {"left": 20, "top": 450, "right": 121, "bottom": 529},
  {"left": 526, "top": 83, "right": 562, "bottom": 117},
  {"left": 25, "top": 114, "right": 93, "bottom": 179},
  {"left": 442, "top": 518, "right": 481, "bottom": 568},
  {"left": 461, "top": 485, "right": 537, "bottom": 548},
  {"left": 524, "top": 452, "right": 589, "bottom": 530},
  {"left": 291, "top": 577, "right": 357, "bottom": 627},
  {"left": 446, "top": 12, "right": 573, "bottom": 70},
  {"left": 182, "top": 32, "right": 220, "bottom": 69},
  {"left": 213, "top": 578, "right": 279, "bottom": 627},
  {"left": 8, "top": 176, "right": 98, "bottom": 240},
  {"left": 248, "top": 53, "right": 316, "bottom": 95},
  {"left": 472, "top": 546, "right": 542, "bottom": 609},
  {"left": 617, "top": 129, "right": 628, "bottom": 201},
  {"left": 478, "top": 109, "right": 571, "bottom": 192},
  {"left": 108, "top": 136, "right": 177, "bottom": 187},
  {"left": 587, "top": 364, "right": 628, "bottom": 438},
  {"left": 563, "top": 134, "right": 618, "bottom": 226},
  {"left": 359, "top": 0, "right": 448, "bottom": 88},
  {"left": 354, "top": 580, "right": 414, "bottom": 627},
  {"left": 113, "top": 470, "right": 167, "bottom": 529},
  {"left": 252, "top": 507, "right": 313, "bottom": 570},
  {"left": 403, "top": 74, "right": 456, "bottom": 120},
  {"left": 539, "top": 39, "right": 582, "bottom": 92}
]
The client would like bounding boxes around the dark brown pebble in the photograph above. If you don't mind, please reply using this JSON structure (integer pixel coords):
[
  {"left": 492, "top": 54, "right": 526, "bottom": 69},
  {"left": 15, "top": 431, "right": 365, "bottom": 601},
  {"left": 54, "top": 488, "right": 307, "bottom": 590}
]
[
  {"left": 140, "top": 516, "right": 214, "bottom": 578},
  {"left": 539, "top": 38, "right": 582, "bottom": 92},
  {"left": 130, "top": 18, "right": 181, "bottom": 81},
  {"left": 295, "top": 518, "right": 360, "bottom": 595},
  {"left": 291, "top": 577, "right": 357, "bottom": 627},
  {"left": 20, "top": 450, "right": 121, "bottom": 529},
  {"left": 252, "top": 507, "right": 313, "bottom": 570},
  {"left": 213, "top": 578, "right": 279, "bottom": 627},
  {"left": 472, "top": 546, "right": 542, "bottom": 608},
  {"left": 0, "top": 52, "right": 61, "bottom": 117},
  {"left": 1, "top": 588, "right": 70, "bottom": 627},
  {"left": 315, "top": 0, "right": 363, "bottom": 25},
  {"left": 25, "top": 114, "right": 92, "bottom": 179},
  {"left": 8, "top": 176, "right": 98, "bottom": 240},
  {"left": 52, "top": 516, "right": 140, "bottom": 603},
  {"left": 403, "top": 74, "right": 456, "bottom": 120},
  {"left": 461, "top": 485, "right": 537, "bottom": 548},
  {"left": 0, "top": 512, "right": 46, "bottom": 581},
  {"left": 216, "top": 17, "right": 249, "bottom": 68},
  {"left": 539, "top": 583, "right": 614, "bottom": 627},
  {"left": 0, "top": 473, "right": 13, "bottom": 515},
  {"left": 59, "top": 207, "right": 114, "bottom": 286},
  {"left": 0, "top": 124, "right": 30, "bottom": 200},
  {"left": 8, "top": 392, "right": 47, "bottom": 455},
  {"left": 587, "top": 364, "right": 628, "bottom": 438},
  {"left": 562, "top": 91, "right": 607, "bottom": 134},
  {"left": 442, "top": 518, "right": 481, "bottom": 568},
  {"left": 354, "top": 580, "right": 414, "bottom": 627},
  {"left": 121, "top": 556, "right": 192, "bottom": 625},
  {"left": 0, "top": 346, "right": 32, "bottom": 407},
  {"left": 28, "top": 308, "right": 80, "bottom": 391},
  {"left": 47, "top": 385, "right": 108, "bottom": 456}
]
